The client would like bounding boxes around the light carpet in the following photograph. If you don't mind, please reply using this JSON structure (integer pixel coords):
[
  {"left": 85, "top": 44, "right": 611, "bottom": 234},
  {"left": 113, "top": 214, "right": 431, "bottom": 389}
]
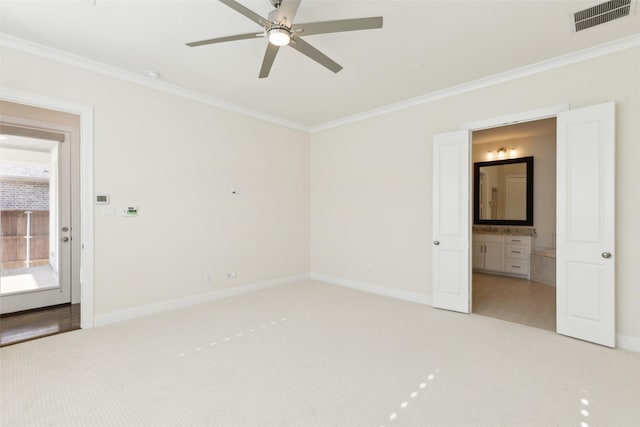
[{"left": 1, "top": 280, "right": 639, "bottom": 426}]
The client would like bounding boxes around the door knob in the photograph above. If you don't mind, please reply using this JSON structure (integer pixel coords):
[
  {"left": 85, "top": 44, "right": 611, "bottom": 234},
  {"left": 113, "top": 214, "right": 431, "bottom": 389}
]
[
  {"left": 61, "top": 237, "right": 70, "bottom": 242},
  {"left": 601, "top": 252, "right": 612, "bottom": 259},
  {"left": 433, "top": 241, "right": 440, "bottom": 246}
]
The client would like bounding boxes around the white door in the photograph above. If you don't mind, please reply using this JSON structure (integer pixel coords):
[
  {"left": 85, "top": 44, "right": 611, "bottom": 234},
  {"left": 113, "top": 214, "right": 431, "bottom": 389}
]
[
  {"left": 432, "top": 130, "right": 471, "bottom": 313},
  {"left": 556, "top": 102, "right": 615, "bottom": 347},
  {"left": 0, "top": 126, "right": 73, "bottom": 314}
]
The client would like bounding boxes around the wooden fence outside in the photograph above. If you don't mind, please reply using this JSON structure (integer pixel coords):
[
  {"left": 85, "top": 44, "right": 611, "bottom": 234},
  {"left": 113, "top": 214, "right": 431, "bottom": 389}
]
[{"left": 1, "top": 210, "right": 50, "bottom": 270}]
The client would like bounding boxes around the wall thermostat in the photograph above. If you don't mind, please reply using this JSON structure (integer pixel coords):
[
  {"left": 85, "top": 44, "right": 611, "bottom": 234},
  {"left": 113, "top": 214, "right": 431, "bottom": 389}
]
[{"left": 96, "top": 194, "right": 110, "bottom": 204}]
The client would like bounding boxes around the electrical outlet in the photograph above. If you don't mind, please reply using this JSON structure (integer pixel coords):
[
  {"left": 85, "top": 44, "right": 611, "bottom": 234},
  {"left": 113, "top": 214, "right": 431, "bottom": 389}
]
[
  {"left": 226, "top": 271, "right": 237, "bottom": 279},
  {"left": 205, "top": 272, "right": 213, "bottom": 284}
]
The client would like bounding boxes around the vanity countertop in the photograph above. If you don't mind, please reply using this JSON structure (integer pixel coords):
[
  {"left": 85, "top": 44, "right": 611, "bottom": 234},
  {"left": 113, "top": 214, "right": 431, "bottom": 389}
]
[{"left": 472, "top": 226, "right": 537, "bottom": 237}]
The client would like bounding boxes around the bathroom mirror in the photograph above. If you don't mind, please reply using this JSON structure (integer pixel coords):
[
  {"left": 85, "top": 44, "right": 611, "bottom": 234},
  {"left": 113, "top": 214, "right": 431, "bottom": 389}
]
[{"left": 473, "top": 156, "right": 533, "bottom": 226}]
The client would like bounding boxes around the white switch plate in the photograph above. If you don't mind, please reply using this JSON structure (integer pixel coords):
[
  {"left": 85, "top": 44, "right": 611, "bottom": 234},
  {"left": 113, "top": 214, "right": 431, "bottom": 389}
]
[
  {"left": 101, "top": 206, "right": 114, "bottom": 216},
  {"left": 121, "top": 206, "right": 138, "bottom": 217}
]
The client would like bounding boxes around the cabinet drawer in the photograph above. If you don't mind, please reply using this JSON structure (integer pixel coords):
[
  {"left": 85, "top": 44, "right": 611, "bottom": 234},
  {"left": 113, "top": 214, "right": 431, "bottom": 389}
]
[
  {"left": 505, "top": 236, "right": 529, "bottom": 245},
  {"left": 505, "top": 259, "right": 528, "bottom": 275},
  {"left": 474, "top": 234, "right": 505, "bottom": 243},
  {"left": 506, "top": 245, "right": 528, "bottom": 259}
]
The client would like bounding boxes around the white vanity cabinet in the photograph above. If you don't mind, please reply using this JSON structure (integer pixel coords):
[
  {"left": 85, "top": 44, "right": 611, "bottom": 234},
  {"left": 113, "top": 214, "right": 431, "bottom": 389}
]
[
  {"left": 472, "top": 234, "right": 505, "bottom": 272},
  {"left": 473, "top": 234, "right": 533, "bottom": 279}
]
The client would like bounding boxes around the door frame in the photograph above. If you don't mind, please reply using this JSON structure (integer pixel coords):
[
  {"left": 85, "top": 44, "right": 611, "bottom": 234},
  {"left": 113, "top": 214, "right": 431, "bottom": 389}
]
[
  {"left": 460, "top": 103, "right": 569, "bottom": 321},
  {"left": 1, "top": 87, "right": 95, "bottom": 329}
]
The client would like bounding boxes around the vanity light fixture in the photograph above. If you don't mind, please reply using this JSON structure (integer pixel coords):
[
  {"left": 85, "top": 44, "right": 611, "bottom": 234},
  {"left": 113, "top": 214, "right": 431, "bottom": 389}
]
[{"left": 487, "top": 147, "right": 517, "bottom": 160}]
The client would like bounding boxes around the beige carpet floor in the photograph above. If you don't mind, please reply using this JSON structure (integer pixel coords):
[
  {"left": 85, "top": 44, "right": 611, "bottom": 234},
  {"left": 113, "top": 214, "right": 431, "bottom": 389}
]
[{"left": 1, "top": 280, "right": 639, "bottom": 426}]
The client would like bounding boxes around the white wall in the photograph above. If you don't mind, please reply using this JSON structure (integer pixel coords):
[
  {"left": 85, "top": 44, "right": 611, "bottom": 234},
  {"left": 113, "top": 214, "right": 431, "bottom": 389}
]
[
  {"left": 1, "top": 47, "right": 310, "bottom": 316},
  {"left": 472, "top": 132, "right": 557, "bottom": 248},
  {"left": 311, "top": 46, "right": 640, "bottom": 342}
]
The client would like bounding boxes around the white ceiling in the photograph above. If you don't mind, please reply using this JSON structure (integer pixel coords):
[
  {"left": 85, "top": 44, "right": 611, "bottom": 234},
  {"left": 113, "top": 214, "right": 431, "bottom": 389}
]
[{"left": 1, "top": 1, "right": 639, "bottom": 127}]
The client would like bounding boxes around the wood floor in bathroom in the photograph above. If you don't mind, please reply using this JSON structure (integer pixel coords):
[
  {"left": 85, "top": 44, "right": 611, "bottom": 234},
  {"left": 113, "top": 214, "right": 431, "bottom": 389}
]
[{"left": 472, "top": 272, "right": 556, "bottom": 332}]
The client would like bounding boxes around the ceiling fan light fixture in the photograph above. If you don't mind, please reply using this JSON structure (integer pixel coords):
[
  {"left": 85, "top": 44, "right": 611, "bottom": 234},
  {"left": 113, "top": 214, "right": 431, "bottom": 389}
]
[{"left": 267, "top": 26, "right": 291, "bottom": 46}]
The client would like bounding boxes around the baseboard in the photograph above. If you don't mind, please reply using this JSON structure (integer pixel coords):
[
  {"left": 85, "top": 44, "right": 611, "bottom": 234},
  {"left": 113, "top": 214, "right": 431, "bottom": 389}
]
[
  {"left": 617, "top": 334, "right": 640, "bottom": 353},
  {"left": 309, "top": 272, "right": 431, "bottom": 306},
  {"left": 93, "top": 273, "right": 309, "bottom": 327}
]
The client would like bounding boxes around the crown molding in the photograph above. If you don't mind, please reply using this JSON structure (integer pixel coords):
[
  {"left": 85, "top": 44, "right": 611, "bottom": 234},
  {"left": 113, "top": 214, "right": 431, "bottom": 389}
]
[
  {"left": 0, "top": 33, "right": 310, "bottom": 133},
  {"left": 2, "top": 32, "right": 639, "bottom": 134},
  {"left": 310, "top": 33, "right": 640, "bottom": 133}
]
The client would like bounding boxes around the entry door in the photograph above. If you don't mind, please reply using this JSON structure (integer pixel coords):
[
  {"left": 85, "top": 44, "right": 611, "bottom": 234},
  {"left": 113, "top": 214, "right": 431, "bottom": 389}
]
[
  {"left": 0, "top": 126, "right": 72, "bottom": 314},
  {"left": 556, "top": 102, "right": 615, "bottom": 347},
  {"left": 432, "top": 130, "right": 471, "bottom": 313}
]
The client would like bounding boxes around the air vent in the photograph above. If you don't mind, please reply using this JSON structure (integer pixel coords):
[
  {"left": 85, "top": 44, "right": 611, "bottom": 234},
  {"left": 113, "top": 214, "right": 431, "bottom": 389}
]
[{"left": 573, "top": 0, "right": 633, "bottom": 32}]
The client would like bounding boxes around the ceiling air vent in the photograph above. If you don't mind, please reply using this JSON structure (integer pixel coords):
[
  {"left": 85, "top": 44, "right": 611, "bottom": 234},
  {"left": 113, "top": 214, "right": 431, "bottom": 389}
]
[{"left": 573, "top": 0, "right": 633, "bottom": 31}]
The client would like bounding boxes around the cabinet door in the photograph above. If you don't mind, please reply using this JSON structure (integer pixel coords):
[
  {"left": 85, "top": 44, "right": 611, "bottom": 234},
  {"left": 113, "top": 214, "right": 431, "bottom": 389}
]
[
  {"left": 472, "top": 241, "right": 484, "bottom": 270},
  {"left": 483, "top": 242, "right": 505, "bottom": 272}
]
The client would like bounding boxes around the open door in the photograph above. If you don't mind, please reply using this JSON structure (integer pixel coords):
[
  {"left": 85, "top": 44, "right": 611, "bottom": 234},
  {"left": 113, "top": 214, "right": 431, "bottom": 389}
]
[
  {"left": 0, "top": 124, "right": 74, "bottom": 314},
  {"left": 432, "top": 130, "right": 471, "bottom": 313},
  {"left": 556, "top": 102, "right": 615, "bottom": 347}
]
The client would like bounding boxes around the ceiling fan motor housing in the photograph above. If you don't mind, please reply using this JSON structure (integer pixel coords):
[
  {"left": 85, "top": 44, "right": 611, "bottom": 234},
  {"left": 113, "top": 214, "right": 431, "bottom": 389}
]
[
  {"left": 267, "top": 25, "right": 292, "bottom": 46},
  {"left": 268, "top": 8, "right": 288, "bottom": 26}
]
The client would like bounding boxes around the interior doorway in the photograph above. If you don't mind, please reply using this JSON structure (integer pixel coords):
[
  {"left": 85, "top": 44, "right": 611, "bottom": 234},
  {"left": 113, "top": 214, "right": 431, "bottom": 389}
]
[
  {"left": 470, "top": 118, "right": 557, "bottom": 331},
  {"left": 0, "top": 101, "right": 81, "bottom": 345},
  {"left": 433, "top": 102, "right": 615, "bottom": 347}
]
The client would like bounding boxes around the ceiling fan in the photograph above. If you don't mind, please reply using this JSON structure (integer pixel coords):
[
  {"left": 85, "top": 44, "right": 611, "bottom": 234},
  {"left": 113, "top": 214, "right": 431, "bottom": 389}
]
[{"left": 186, "top": 0, "right": 383, "bottom": 78}]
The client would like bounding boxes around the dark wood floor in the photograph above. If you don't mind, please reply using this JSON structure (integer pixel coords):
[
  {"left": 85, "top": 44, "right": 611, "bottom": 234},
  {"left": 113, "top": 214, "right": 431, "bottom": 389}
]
[
  {"left": 0, "top": 303, "right": 80, "bottom": 347},
  {"left": 472, "top": 272, "right": 556, "bottom": 332}
]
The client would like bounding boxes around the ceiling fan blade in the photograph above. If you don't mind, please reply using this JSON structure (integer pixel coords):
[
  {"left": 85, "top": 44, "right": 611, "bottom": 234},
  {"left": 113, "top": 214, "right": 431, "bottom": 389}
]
[
  {"left": 186, "top": 32, "right": 264, "bottom": 47},
  {"left": 292, "top": 17, "right": 383, "bottom": 37},
  {"left": 259, "top": 43, "right": 280, "bottom": 78},
  {"left": 219, "top": 0, "right": 268, "bottom": 27},
  {"left": 274, "top": 0, "right": 301, "bottom": 26},
  {"left": 289, "top": 37, "right": 342, "bottom": 73}
]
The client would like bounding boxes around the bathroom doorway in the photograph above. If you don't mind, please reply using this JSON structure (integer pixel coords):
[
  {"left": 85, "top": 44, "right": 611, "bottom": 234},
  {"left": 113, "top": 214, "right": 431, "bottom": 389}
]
[{"left": 470, "top": 118, "right": 557, "bottom": 331}]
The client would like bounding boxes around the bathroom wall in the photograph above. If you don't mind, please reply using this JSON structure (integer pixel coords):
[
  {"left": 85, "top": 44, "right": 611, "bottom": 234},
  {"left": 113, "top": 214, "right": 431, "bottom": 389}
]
[{"left": 472, "top": 128, "right": 556, "bottom": 249}]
